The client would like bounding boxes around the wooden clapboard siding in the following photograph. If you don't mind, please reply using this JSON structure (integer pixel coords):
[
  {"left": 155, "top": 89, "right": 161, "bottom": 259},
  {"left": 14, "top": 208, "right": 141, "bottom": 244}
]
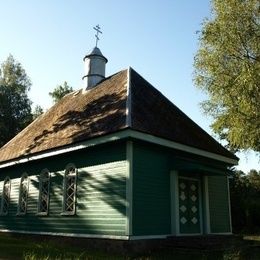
[
  {"left": 131, "top": 140, "right": 232, "bottom": 236},
  {"left": 207, "top": 176, "right": 231, "bottom": 233},
  {"left": 0, "top": 138, "right": 233, "bottom": 238},
  {"left": 132, "top": 141, "right": 171, "bottom": 236},
  {"left": 0, "top": 142, "right": 127, "bottom": 236},
  {"left": 76, "top": 161, "right": 126, "bottom": 234}
]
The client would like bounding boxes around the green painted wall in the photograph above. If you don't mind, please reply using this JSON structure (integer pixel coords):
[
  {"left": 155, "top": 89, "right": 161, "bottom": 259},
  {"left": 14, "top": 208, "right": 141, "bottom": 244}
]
[
  {"left": 131, "top": 140, "right": 232, "bottom": 236},
  {"left": 0, "top": 142, "right": 127, "bottom": 236},
  {"left": 132, "top": 142, "right": 171, "bottom": 236},
  {"left": 208, "top": 176, "right": 231, "bottom": 233},
  {"left": 0, "top": 137, "right": 232, "bottom": 238}
]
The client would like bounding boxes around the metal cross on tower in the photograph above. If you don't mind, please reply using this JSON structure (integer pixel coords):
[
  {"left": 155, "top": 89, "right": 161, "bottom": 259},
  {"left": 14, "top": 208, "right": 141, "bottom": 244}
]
[{"left": 93, "top": 25, "right": 102, "bottom": 47}]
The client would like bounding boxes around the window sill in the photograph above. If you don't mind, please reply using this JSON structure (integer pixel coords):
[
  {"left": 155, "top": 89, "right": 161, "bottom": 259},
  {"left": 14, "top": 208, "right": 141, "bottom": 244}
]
[
  {"left": 36, "top": 212, "right": 48, "bottom": 216},
  {"left": 60, "top": 212, "right": 76, "bottom": 216},
  {"left": 16, "top": 213, "right": 26, "bottom": 216}
]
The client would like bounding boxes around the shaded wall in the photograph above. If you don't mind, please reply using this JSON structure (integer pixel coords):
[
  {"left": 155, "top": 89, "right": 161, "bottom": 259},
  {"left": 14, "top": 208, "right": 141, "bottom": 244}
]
[
  {"left": 0, "top": 141, "right": 127, "bottom": 236},
  {"left": 132, "top": 140, "right": 232, "bottom": 236},
  {"left": 132, "top": 142, "right": 171, "bottom": 236},
  {"left": 208, "top": 176, "right": 231, "bottom": 233}
]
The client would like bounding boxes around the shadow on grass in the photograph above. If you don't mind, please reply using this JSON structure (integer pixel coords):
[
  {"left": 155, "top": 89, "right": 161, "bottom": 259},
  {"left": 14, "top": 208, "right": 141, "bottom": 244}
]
[
  {"left": 0, "top": 233, "right": 121, "bottom": 260},
  {"left": 1, "top": 233, "right": 260, "bottom": 260}
]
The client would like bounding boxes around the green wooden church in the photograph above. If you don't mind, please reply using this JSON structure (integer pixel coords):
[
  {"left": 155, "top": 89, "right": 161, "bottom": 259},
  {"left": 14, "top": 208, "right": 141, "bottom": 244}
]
[{"left": 0, "top": 45, "right": 238, "bottom": 240}]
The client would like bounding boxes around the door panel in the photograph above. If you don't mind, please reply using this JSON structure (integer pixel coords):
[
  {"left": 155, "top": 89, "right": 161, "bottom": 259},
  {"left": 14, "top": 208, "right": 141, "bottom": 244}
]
[{"left": 178, "top": 178, "right": 201, "bottom": 234}]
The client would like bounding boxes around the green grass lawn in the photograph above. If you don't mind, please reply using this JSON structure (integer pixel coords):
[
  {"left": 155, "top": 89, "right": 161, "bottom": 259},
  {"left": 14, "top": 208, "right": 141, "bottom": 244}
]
[
  {"left": 0, "top": 233, "right": 117, "bottom": 260},
  {"left": 0, "top": 233, "right": 260, "bottom": 259}
]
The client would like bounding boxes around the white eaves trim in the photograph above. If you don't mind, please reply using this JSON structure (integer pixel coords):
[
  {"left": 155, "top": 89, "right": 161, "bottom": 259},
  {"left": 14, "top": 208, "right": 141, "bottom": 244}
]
[
  {"left": 129, "top": 130, "right": 238, "bottom": 165},
  {"left": 0, "top": 129, "right": 238, "bottom": 169},
  {"left": 0, "top": 132, "right": 124, "bottom": 169}
]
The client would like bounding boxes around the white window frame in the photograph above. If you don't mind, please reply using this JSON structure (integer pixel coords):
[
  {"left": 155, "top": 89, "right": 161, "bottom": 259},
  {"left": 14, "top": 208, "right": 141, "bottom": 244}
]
[
  {"left": 61, "top": 164, "right": 77, "bottom": 215},
  {"left": 0, "top": 177, "right": 11, "bottom": 216},
  {"left": 37, "top": 169, "right": 50, "bottom": 216},
  {"left": 17, "top": 173, "right": 29, "bottom": 216}
]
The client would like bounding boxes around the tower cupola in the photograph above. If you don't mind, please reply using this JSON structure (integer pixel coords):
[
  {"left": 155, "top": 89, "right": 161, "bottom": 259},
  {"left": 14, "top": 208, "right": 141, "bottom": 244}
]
[{"left": 82, "top": 25, "right": 108, "bottom": 90}]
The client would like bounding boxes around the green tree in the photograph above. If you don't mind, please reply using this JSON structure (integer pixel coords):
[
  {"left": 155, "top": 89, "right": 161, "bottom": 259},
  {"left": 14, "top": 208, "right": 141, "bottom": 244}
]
[
  {"left": 0, "top": 55, "right": 32, "bottom": 147},
  {"left": 32, "top": 104, "right": 44, "bottom": 120},
  {"left": 194, "top": 0, "right": 260, "bottom": 152},
  {"left": 229, "top": 169, "right": 260, "bottom": 233},
  {"left": 49, "top": 81, "right": 73, "bottom": 103}
]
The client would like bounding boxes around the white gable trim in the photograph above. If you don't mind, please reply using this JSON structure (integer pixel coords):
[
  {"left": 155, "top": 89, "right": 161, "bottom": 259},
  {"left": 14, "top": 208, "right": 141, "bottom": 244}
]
[{"left": 0, "top": 129, "right": 238, "bottom": 169}]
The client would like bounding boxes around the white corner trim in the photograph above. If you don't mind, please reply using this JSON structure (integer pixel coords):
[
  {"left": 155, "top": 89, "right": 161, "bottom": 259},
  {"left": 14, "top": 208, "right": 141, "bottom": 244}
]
[
  {"left": 0, "top": 129, "right": 238, "bottom": 169},
  {"left": 126, "top": 67, "right": 132, "bottom": 127},
  {"left": 0, "top": 229, "right": 129, "bottom": 240},
  {"left": 126, "top": 141, "right": 133, "bottom": 236}
]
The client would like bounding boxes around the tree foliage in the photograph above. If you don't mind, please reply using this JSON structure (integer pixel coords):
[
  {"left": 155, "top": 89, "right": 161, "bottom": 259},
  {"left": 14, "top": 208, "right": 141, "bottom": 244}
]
[
  {"left": 0, "top": 55, "right": 32, "bottom": 147},
  {"left": 32, "top": 104, "right": 44, "bottom": 120},
  {"left": 49, "top": 81, "right": 73, "bottom": 103},
  {"left": 229, "top": 169, "right": 260, "bottom": 233},
  {"left": 194, "top": 0, "right": 260, "bottom": 152}
]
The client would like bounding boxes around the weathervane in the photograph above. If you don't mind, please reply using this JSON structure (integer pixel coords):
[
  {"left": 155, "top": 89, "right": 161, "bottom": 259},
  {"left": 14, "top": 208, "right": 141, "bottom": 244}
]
[{"left": 93, "top": 25, "right": 102, "bottom": 47}]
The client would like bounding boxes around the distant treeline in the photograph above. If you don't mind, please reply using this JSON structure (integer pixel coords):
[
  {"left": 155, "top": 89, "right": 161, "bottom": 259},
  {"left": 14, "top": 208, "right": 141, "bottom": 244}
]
[{"left": 230, "top": 169, "right": 260, "bottom": 234}]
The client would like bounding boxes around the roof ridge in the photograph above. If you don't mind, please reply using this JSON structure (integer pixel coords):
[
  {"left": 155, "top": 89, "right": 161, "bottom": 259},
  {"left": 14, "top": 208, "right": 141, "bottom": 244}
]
[{"left": 125, "top": 66, "right": 132, "bottom": 127}]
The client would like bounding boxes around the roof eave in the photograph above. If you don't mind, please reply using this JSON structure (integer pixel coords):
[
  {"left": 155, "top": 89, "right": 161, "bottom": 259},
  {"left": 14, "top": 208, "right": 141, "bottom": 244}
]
[{"left": 0, "top": 129, "right": 238, "bottom": 169}]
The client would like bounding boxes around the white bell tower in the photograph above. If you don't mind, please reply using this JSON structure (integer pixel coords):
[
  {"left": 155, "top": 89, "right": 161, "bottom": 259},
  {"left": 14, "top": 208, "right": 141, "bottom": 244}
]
[{"left": 82, "top": 25, "right": 108, "bottom": 90}]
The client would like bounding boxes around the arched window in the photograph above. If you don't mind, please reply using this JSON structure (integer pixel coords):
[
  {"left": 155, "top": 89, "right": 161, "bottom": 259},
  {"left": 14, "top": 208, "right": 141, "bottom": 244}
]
[
  {"left": 1, "top": 177, "right": 11, "bottom": 215},
  {"left": 17, "top": 174, "right": 29, "bottom": 215},
  {"left": 62, "top": 164, "right": 77, "bottom": 215},
  {"left": 38, "top": 169, "right": 50, "bottom": 215}
]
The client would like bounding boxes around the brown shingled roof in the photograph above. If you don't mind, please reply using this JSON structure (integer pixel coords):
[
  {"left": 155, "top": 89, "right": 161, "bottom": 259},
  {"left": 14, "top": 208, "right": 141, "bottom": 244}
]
[{"left": 0, "top": 67, "right": 237, "bottom": 164}]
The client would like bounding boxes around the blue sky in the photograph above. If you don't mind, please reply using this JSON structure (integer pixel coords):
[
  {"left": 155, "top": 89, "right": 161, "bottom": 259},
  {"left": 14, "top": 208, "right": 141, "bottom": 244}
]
[{"left": 0, "top": 0, "right": 259, "bottom": 172}]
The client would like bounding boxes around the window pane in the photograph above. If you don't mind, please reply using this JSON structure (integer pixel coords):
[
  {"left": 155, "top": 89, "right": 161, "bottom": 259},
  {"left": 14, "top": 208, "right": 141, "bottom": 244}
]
[
  {"left": 64, "top": 166, "right": 77, "bottom": 214},
  {"left": 1, "top": 178, "right": 11, "bottom": 215},
  {"left": 38, "top": 171, "right": 50, "bottom": 214},
  {"left": 65, "top": 176, "right": 76, "bottom": 212},
  {"left": 18, "top": 175, "right": 28, "bottom": 214}
]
